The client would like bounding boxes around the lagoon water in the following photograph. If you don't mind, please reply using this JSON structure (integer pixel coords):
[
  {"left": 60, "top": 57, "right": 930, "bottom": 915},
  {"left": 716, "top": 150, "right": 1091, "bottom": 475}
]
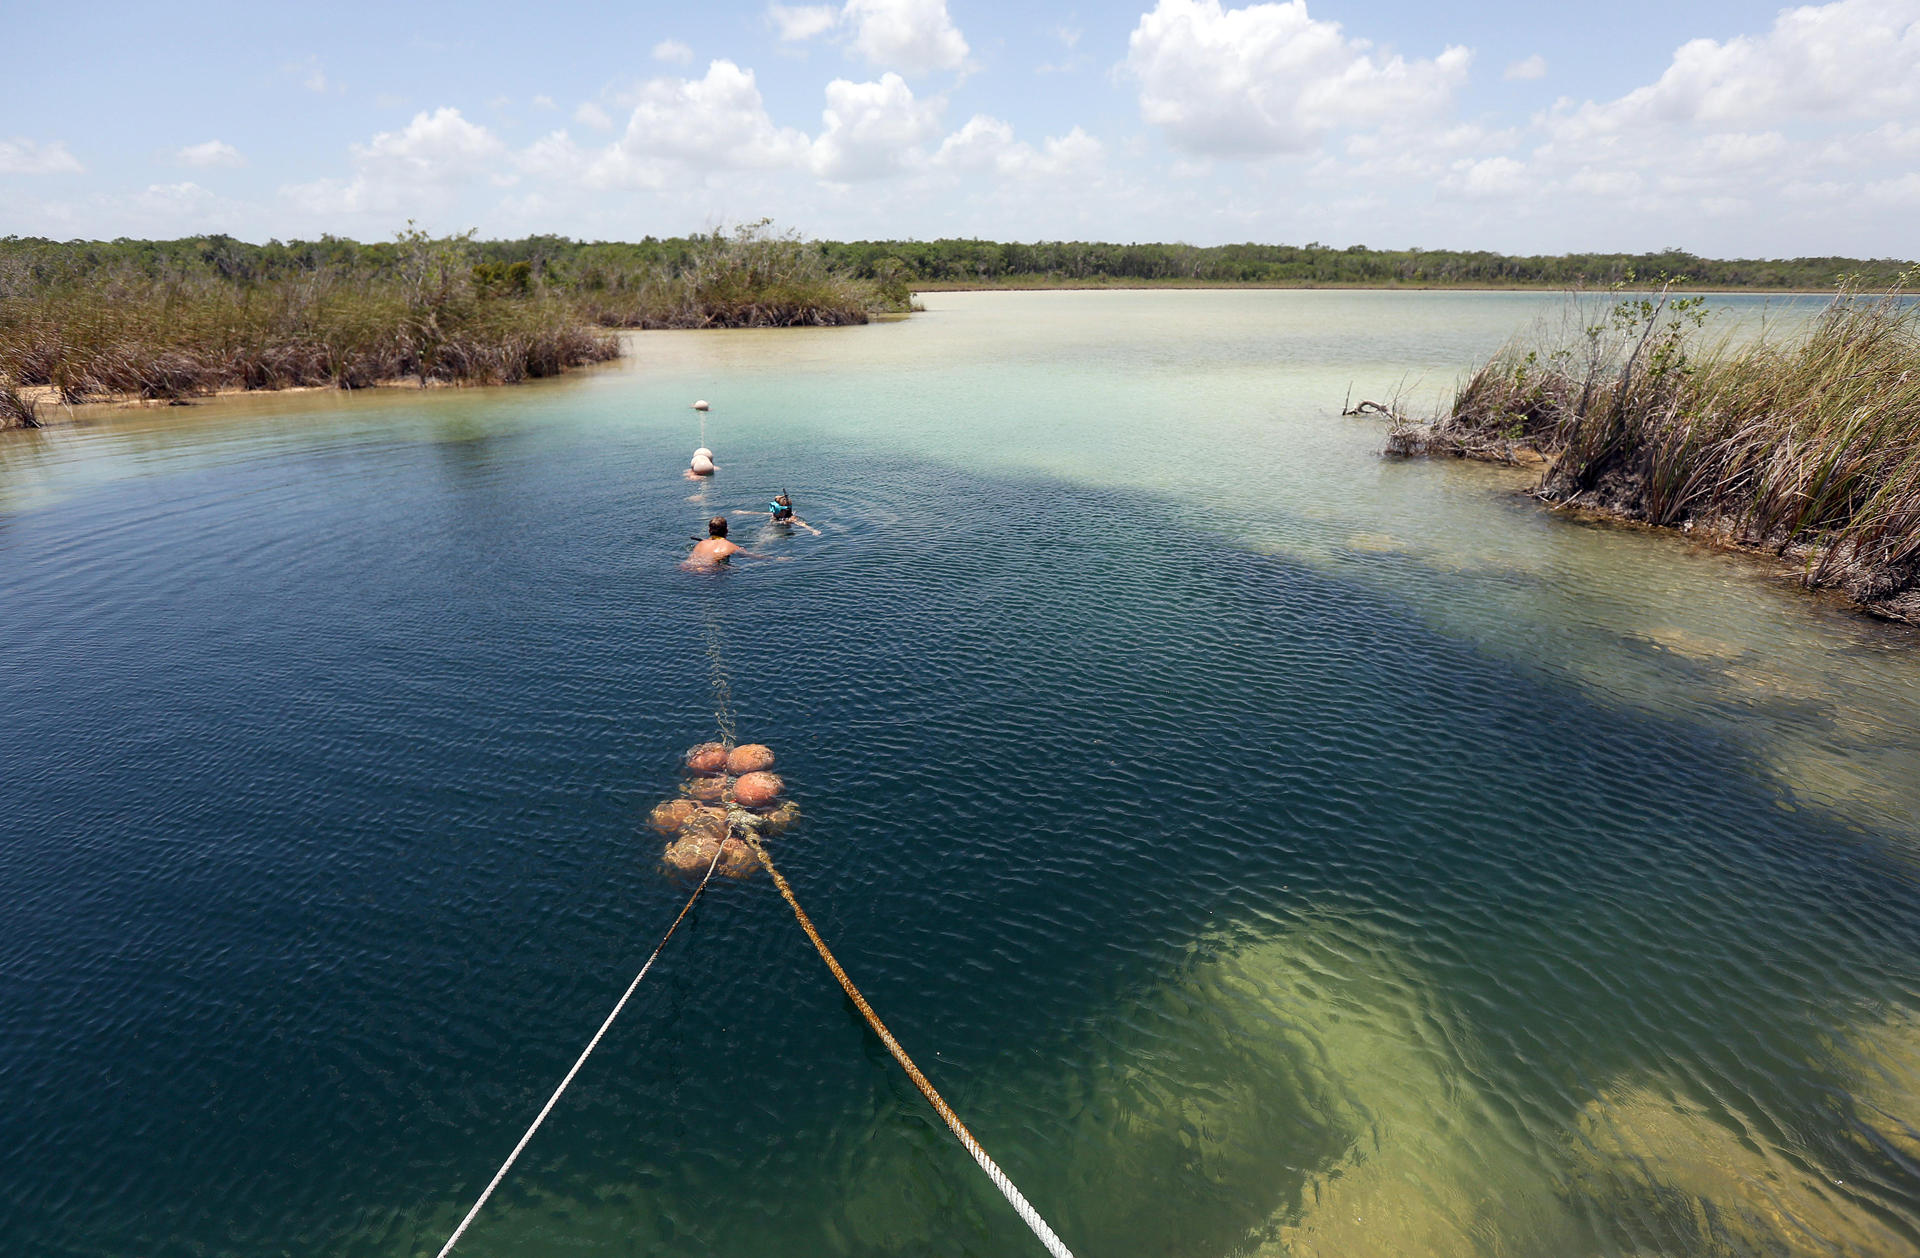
[{"left": 3, "top": 290, "right": 1919, "bottom": 1257}]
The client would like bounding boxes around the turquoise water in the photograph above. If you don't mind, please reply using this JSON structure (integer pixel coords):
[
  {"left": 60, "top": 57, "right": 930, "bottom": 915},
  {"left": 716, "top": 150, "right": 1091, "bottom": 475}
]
[{"left": 2, "top": 290, "right": 1917, "bottom": 1257}]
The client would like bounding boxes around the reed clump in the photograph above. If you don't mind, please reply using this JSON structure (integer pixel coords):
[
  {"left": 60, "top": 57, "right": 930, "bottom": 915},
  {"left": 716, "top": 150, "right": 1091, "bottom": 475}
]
[
  {"left": 576, "top": 221, "right": 889, "bottom": 329},
  {"left": 0, "top": 231, "right": 618, "bottom": 405},
  {"left": 0, "top": 223, "right": 900, "bottom": 412},
  {"left": 1390, "top": 281, "right": 1920, "bottom": 621},
  {"left": 0, "top": 373, "right": 40, "bottom": 429}
]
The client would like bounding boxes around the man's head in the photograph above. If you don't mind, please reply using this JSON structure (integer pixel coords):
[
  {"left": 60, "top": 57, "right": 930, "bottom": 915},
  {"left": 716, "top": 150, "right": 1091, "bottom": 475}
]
[
  {"left": 774, "top": 493, "right": 792, "bottom": 508},
  {"left": 708, "top": 516, "right": 729, "bottom": 538}
]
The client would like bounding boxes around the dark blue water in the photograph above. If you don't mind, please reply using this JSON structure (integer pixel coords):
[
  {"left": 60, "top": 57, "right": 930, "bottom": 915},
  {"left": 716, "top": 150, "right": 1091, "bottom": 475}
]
[{"left": 4, "top": 297, "right": 1920, "bottom": 1257}]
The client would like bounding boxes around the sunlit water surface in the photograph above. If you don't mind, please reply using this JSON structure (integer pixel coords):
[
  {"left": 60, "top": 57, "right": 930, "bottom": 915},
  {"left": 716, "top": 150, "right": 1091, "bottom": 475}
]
[{"left": 3, "top": 290, "right": 1917, "bottom": 1258}]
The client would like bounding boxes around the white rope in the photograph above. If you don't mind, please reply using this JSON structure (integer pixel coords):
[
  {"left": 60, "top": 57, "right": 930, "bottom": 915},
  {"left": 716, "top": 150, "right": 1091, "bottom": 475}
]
[
  {"left": 952, "top": 1125, "right": 1077, "bottom": 1258},
  {"left": 433, "top": 842, "right": 725, "bottom": 1258},
  {"left": 745, "top": 836, "right": 1078, "bottom": 1258}
]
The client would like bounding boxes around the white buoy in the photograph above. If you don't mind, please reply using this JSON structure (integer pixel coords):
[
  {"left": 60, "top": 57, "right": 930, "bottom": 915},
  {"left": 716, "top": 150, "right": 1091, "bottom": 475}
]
[
  {"left": 692, "top": 400, "right": 710, "bottom": 411},
  {"left": 693, "top": 447, "right": 713, "bottom": 460},
  {"left": 690, "top": 454, "right": 716, "bottom": 476}
]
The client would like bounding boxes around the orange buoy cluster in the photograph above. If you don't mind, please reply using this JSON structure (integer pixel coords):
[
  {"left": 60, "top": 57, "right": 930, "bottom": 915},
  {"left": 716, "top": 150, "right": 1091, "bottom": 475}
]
[{"left": 652, "top": 741, "right": 799, "bottom": 878}]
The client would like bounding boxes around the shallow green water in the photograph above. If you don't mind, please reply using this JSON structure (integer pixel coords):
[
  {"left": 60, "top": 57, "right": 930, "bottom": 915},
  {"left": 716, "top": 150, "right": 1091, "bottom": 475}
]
[{"left": 3, "top": 290, "right": 1917, "bottom": 1258}]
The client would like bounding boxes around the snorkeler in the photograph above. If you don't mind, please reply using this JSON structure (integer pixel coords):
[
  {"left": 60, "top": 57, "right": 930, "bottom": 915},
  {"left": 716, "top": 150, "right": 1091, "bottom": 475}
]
[
  {"left": 734, "top": 490, "right": 822, "bottom": 536},
  {"left": 683, "top": 514, "right": 779, "bottom": 568}
]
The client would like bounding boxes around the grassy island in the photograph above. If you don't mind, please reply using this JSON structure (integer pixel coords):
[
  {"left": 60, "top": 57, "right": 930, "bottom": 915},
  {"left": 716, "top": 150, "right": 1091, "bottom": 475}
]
[
  {"left": 1386, "top": 283, "right": 1920, "bottom": 623},
  {"left": 0, "top": 223, "right": 903, "bottom": 427}
]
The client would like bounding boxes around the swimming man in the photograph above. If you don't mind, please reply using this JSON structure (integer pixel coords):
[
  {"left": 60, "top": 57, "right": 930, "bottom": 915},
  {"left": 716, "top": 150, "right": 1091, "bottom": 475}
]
[{"left": 685, "top": 516, "right": 782, "bottom": 567}]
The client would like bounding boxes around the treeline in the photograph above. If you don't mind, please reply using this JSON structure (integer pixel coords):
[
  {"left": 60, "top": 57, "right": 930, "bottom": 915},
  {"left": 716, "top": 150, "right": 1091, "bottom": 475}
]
[
  {"left": 7, "top": 232, "right": 1909, "bottom": 298},
  {"left": 817, "top": 239, "right": 1915, "bottom": 290}
]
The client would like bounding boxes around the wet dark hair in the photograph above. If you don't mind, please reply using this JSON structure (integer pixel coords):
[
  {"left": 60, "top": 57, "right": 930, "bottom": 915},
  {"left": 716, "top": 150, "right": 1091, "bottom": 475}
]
[{"left": 708, "top": 516, "right": 728, "bottom": 537}]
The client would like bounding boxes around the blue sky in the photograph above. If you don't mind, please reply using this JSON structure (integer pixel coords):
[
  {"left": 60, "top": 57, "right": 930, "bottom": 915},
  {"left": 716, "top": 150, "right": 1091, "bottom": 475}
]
[{"left": 4, "top": 0, "right": 1917, "bottom": 255}]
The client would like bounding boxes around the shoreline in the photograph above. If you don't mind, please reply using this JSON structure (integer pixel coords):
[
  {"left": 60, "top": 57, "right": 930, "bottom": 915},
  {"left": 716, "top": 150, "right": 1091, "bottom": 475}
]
[
  {"left": 3, "top": 332, "right": 643, "bottom": 429},
  {"left": 913, "top": 280, "right": 1853, "bottom": 295},
  {"left": 9, "top": 373, "right": 545, "bottom": 427},
  {"left": 1425, "top": 445, "right": 1920, "bottom": 629}
]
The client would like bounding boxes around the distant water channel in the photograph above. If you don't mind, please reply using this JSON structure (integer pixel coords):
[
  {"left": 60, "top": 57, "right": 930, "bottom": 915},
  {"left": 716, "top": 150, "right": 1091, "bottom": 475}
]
[{"left": 3, "top": 290, "right": 1918, "bottom": 1258}]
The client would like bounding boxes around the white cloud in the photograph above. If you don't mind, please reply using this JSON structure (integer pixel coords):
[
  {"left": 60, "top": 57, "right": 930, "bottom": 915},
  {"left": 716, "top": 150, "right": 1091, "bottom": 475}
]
[
  {"left": 131, "top": 181, "right": 221, "bottom": 216},
  {"left": 1439, "top": 155, "right": 1527, "bottom": 199},
  {"left": 0, "top": 138, "right": 83, "bottom": 174},
  {"left": 810, "top": 73, "right": 943, "bottom": 180},
  {"left": 358, "top": 107, "right": 503, "bottom": 178},
  {"left": 588, "top": 61, "right": 811, "bottom": 187},
  {"left": 934, "top": 115, "right": 1104, "bottom": 178},
  {"left": 770, "top": 3, "right": 841, "bottom": 41},
  {"left": 652, "top": 39, "right": 694, "bottom": 64},
  {"left": 294, "top": 57, "right": 329, "bottom": 93},
  {"left": 1124, "top": 0, "right": 1471, "bottom": 155},
  {"left": 933, "top": 114, "right": 1018, "bottom": 169},
  {"left": 1013, "top": 127, "right": 1104, "bottom": 178},
  {"left": 532, "top": 94, "right": 557, "bottom": 110},
  {"left": 1038, "top": 23, "right": 1088, "bottom": 73},
  {"left": 1564, "top": 168, "right": 1643, "bottom": 198},
  {"left": 1552, "top": 0, "right": 1920, "bottom": 141},
  {"left": 1504, "top": 54, "right": 1547, "bottom": 80},
  {"left": 1863, "top": 171, "right": 1920, "bottom": 206},
  {"left": 573, "top": 102, "right": 613, "bottom": 131},
  {"left": 282, "top": 107, "right": 506, "bottom": 216},
  {"left": 1451, "top": 0, "right": 1920, "bottom": 244},
  {"left": 768, "top": 0, "right": 969, "bottom": 73},
  {"left": 176, "top": 140, "right": 245, "bottom": 168},
  {"left": 844, "top": 0, "right": 969, "bottom": 74},
  {"left": 1692, "top": 130, "right": 1788, "bottom": 168},
  {"left": 518, "top": 130, "right": 586, "bottom": 179}
]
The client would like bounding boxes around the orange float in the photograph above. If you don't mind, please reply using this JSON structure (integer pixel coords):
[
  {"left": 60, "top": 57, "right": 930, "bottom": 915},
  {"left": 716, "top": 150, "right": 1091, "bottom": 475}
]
[
  {"left": 756, "top": 799, "right": 801, "bottom": 835},
  {"left": 684, "top": 742, "right": 729, "bottom": 776},
  {"left": 732, "top": 771, "right": 784, "bottom": 809},
  {"left": 661, "top": 833, "right": 718, "bottom": 873},
  {"left": 648, "top": 798, "right": 700, "bottom": 834},
  {"left": 726, "top": 743, "right": 775, "bottom": 774},
  {"left": 658, "top": 740, "right": 795, "bottom": 880},
  {"left": 717, "top": 837, "right": 758, "bottom": 878},
  {"left": 683, "top": 775, "right": 732, "bottom": 802}
]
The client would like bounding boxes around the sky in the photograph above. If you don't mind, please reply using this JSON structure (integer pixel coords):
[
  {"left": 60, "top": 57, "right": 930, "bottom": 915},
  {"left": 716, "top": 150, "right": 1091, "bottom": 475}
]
[{"left": 3, "top": 0, "right": 1918, "bottom": 256}]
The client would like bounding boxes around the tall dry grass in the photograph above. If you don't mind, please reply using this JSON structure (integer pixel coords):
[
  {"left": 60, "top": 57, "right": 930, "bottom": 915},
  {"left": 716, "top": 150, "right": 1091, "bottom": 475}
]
[
  {"left": 0, "top": 250, "right": 618, "bottom": 405},
  {"left": 0, "top": 374, "right": 39, "bottom": 429},
  {"left": 1393, "top": 282, "right": 1920, "bottom": 616},
  {"left": 0, "top": 224, "right": 892, "bottom": 413}
]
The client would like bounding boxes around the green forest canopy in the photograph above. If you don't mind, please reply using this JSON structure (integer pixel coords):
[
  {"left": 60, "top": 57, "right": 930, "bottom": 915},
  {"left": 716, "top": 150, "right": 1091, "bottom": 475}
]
[{"left": 2, "top": 232, "right": 1912, "bottom": 293}]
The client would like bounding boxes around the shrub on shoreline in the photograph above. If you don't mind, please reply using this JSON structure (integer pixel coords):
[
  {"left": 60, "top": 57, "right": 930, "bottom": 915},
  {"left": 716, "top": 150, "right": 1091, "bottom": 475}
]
[{"left": 1391, "top": 282, "right": 1920, "bottom": 620}]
